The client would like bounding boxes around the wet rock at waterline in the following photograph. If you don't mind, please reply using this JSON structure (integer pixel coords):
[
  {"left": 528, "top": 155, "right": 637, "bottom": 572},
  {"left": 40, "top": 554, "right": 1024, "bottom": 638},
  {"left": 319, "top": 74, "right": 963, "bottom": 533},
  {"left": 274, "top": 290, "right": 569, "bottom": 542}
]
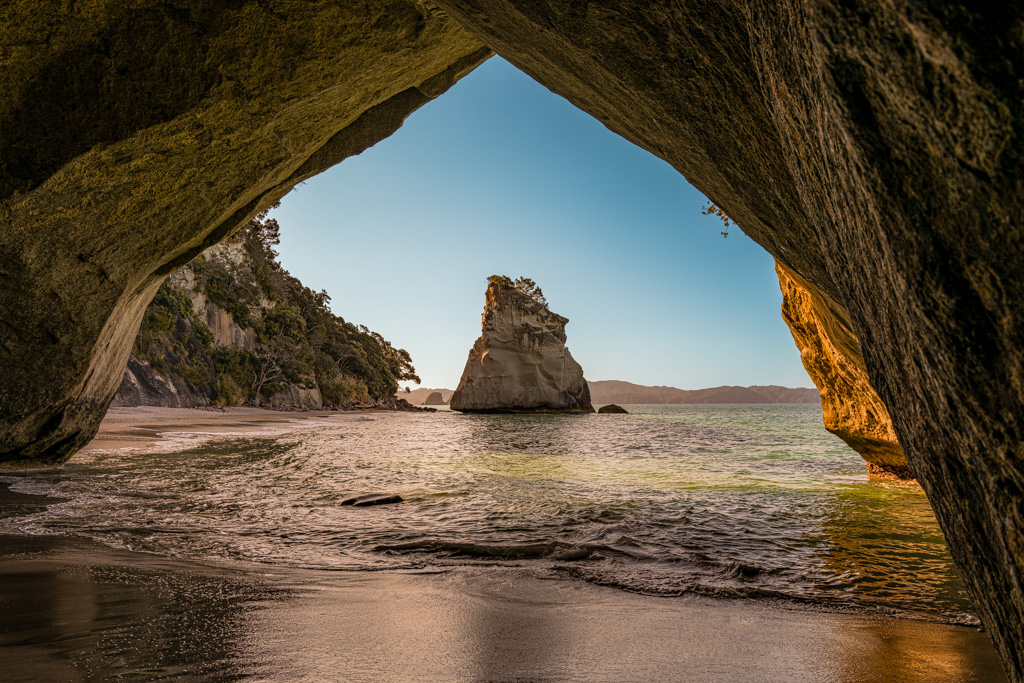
[
  {"left": 598, "top": 404, "right": 628, "bottom": 414},
  {"left": 450, "top": 277, "right": 594, "bottom": 413},
  {"left": 341, "top": 494, "right": 404, "bottom": 507}
]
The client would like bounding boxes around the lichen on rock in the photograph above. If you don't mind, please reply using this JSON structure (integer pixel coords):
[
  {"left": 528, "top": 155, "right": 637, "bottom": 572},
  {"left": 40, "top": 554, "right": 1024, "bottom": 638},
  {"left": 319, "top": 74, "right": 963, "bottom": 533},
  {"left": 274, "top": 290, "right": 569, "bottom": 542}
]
[{"left": 450, "top": 277, "right": 593, "bottom": 413}]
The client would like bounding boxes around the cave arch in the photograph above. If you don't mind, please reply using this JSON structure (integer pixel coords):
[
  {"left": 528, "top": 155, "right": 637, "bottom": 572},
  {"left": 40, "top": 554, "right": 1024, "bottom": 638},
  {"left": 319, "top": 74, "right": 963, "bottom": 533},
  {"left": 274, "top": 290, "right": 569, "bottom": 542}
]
[{"left": 2, "top": 1, "right": 1022, "bottom": 679}]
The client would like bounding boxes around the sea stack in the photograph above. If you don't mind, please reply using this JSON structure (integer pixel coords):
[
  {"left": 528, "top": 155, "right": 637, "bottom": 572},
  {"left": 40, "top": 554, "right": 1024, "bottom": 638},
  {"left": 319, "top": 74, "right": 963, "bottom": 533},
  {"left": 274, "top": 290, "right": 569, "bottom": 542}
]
[{"left": 450, "top": 276, "right": 594, "bottom": 413}]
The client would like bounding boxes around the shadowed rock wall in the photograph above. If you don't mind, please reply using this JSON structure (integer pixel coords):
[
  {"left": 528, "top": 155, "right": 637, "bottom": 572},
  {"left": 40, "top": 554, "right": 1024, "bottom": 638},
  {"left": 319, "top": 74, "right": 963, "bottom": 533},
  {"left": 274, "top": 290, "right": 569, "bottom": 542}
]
[
  {"left": 0, "top": 1, "right": 489, "bottom": 465},
  {"left": 431, "top": 0, "right": 1024, "bottom": 676},
  {"left": 776, "top": 261, "right": 908, "bottom": 478}
]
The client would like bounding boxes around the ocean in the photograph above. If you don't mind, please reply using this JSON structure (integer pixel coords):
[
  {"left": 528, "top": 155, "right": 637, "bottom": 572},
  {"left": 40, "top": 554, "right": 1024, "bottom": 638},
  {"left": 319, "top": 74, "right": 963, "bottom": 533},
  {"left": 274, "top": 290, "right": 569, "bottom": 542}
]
[{"left": 0, "top": 404, "right": 975, "bottom": 626}]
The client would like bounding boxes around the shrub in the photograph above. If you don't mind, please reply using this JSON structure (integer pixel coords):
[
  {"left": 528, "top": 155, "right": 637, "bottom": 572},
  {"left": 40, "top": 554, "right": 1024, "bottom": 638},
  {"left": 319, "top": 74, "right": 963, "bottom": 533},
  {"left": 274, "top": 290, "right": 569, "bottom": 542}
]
[
  {"left": 172, "top": 363, "right": 211, "bottom": 386},
  {"left": 319, "top": 374, "right": 371, "bottom": 406},
  {"left": 212, "top": 374, "right": 246, "bottom": 406}
]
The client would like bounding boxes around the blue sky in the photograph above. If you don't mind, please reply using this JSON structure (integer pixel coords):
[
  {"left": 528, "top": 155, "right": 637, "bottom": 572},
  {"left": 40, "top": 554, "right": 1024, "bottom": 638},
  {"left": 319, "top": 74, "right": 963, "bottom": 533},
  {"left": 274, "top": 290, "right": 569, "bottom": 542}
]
[{"left": 270, "top": 57, "right": 812, "bottom": 391}]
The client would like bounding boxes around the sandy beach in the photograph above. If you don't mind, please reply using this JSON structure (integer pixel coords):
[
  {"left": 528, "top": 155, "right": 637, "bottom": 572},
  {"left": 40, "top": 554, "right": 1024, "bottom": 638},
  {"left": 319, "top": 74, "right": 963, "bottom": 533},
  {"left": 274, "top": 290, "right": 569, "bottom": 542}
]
[
  {"left": 0, "top": 532, "right": 1006, "bottom": 682},
  {"left": 80, "top": 406, "right": 383, "bottom": 453},
  {"left": 0, "top": 407, "right": 1008, "bottom": 681}
]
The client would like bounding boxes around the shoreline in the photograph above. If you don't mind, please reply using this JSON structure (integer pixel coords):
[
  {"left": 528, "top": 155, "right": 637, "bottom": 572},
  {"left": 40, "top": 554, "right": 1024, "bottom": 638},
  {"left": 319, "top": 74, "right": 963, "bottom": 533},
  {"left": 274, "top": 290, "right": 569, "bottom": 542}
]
[
  {"left": 79, "top": 405, "right": 406, "bottom": 454},
  {"left": 0, "top": 533, "right": 1007, "bottom": 682},
  {"left": 1, "top": 406, "right": 1005, "bottom": 680}
]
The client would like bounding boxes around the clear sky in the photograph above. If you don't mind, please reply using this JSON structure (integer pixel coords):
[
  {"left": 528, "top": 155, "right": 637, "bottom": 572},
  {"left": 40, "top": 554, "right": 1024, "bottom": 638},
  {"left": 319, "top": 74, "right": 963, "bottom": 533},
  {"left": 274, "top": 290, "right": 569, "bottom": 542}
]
[{"left": 270, "top": 57, "right": 812, "bottom": 391}]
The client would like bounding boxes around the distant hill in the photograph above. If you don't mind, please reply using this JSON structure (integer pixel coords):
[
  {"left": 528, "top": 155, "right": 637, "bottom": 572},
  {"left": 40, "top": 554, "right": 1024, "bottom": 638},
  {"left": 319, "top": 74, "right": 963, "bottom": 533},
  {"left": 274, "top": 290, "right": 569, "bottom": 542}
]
[
  {"left": 399, "top": 382, "right": 820, "bottom": 406},
  {"left": 588, "top": 380, "right": 820, "bottom": 405},
  {"left": 397, "top": 387, "right": 455, "bottom": 405}
]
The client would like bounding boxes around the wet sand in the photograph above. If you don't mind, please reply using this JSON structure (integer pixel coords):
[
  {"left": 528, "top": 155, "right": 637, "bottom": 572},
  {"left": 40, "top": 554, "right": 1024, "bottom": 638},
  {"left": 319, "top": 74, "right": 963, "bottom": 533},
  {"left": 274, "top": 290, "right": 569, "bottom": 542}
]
[
  {"left": 0, "top": 533, "right": 1006, "bottom": 682},
  {"left": 81, "top": 406, "right": 379, "bottom": 453}
]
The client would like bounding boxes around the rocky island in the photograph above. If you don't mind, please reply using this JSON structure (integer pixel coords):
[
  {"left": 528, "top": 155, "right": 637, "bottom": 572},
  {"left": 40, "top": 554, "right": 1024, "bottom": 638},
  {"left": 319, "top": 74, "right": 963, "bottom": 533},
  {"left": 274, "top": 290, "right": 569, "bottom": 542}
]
[
  {"left": 450, "top": 277, "right": 593, "bottom": 413},
  {"left": 423, "top": 391, "right": 447, "bottom": 406}
]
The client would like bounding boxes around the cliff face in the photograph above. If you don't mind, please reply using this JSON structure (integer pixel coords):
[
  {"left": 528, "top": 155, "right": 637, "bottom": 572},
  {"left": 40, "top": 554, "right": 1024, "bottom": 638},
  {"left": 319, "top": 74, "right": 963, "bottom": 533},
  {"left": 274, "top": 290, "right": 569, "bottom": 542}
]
[
  {"left": 776, "top": 263, "right": 908, "bottom": 478},
  {"left": 450, "top": 281, "right": 593, "bottom": 413},
  {"left": 111, "top": 239, "right": 326, "bottom": 411},
  {"left": 112, "top": 215, "right": 417, "bottom": 411}
]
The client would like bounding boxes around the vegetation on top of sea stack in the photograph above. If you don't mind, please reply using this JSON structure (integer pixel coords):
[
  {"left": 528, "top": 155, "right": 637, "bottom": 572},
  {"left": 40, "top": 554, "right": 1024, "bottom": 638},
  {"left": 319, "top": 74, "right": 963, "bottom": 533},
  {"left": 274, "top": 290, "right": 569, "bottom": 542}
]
[
  {"left": 487, "top": 274, "right": 547, "bottom": 305},
  {"left": 129, "top": 209, "right": 419, "bottom": 407}
]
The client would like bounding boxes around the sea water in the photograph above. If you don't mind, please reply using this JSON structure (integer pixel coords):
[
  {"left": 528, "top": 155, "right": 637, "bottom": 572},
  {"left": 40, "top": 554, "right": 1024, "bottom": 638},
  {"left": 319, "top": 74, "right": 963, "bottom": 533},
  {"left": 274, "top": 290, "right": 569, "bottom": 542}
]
[{"left": 0, "top": 404, "right": 975, "bottom": 625}]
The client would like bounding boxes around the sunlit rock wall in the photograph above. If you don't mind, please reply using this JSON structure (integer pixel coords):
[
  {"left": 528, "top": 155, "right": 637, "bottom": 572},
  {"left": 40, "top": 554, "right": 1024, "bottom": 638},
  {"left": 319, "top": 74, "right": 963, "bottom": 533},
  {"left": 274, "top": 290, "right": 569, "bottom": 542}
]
[{"left": 776, "top": 262, "right": 908, "bottom": 478}]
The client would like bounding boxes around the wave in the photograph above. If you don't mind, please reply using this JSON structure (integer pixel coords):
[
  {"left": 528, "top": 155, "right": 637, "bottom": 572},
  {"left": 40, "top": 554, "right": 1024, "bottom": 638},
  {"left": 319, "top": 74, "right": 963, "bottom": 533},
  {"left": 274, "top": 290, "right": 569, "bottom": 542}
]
[{"left": 375, "top": 539, "right": 602, "bottom": 561}]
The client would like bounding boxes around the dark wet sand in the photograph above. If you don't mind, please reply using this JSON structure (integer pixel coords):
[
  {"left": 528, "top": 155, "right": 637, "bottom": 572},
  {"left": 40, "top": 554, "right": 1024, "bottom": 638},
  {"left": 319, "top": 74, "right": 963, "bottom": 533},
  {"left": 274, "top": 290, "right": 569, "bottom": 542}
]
[
  {"left": 77, "top": 406, "right": 374, "bottom": 453},
  {"left": 0, "top": 534, "right": 1006, "bottom": 682}
]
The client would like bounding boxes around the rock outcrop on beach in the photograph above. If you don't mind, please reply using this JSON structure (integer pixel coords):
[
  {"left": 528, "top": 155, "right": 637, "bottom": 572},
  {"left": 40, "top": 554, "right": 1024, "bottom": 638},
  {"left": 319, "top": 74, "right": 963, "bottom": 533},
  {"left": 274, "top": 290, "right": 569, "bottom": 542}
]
[
  {"left": 597, "top": 404, "right": 628, "bottom": 414},
  {"left": 776, "top": 263, "right": 909, "bottom": 478},
  {"left": 423, "top": 391, "right": 447, "bottom": 406},
  {"left": 450, "top": 278, "right": 593, "bottom": 413},
  {"left": 4, "top": 2, "right": 1024, "bottom": 676}
]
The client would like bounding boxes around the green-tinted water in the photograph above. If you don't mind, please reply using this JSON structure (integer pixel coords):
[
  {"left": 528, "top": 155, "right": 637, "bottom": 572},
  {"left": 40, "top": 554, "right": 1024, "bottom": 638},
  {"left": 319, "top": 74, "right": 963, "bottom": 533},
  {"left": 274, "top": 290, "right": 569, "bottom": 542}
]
[{"left": 0, "top": 404, "right": 975, "bottom": 624}]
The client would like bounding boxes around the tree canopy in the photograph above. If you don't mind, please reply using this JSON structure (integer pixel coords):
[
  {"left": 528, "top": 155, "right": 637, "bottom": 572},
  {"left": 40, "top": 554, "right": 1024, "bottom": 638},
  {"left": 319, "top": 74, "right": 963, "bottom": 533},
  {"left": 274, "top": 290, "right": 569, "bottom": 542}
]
[{"left": 487, "top": 274, "right": 547, "bottom": 306}]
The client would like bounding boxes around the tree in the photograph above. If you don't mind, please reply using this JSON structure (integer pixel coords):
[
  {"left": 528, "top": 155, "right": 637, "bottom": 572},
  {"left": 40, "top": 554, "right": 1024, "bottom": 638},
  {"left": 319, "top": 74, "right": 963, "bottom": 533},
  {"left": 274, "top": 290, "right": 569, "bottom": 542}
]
[
  {"left": 514, "top": 276, "right": 546, "bottom": 305},
  {"left": 487, "top": 274, "right": 547, "bottom": 306},
  {"left": 251, "top": 349, "right": 285, "bottom": 398}
]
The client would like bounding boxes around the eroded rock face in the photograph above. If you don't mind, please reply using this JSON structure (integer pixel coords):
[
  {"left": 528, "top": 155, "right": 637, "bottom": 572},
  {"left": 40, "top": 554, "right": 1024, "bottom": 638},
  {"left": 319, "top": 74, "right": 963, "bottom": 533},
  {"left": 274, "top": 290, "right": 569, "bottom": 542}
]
[
  {"left": 776, "top": 262, "right": 908, "bottom": 478},
  {"left": 432, "top": 2, "right": 1024, "bottom": 675},
  {"left": 450, "top": 282, "right": 593, "bottom": 413},
  {"left": 0, "top": 1, "right": 489, "bottom": 465}
]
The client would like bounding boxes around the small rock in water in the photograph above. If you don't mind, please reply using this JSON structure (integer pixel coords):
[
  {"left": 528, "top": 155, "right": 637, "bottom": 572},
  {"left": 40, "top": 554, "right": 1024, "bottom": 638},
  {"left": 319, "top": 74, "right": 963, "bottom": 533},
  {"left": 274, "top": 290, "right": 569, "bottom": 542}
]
[
  {"left": 341, "top": 493, "right": 403, "bottom": 507},
  {"left": 598, "top": 404, "right": 628, "bottom": 413}
]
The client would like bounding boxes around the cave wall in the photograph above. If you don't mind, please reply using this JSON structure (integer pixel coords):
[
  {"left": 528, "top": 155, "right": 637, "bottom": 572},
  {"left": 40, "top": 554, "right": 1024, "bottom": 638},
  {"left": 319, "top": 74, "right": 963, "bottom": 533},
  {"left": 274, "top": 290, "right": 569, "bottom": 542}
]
[
  {"left": 776, "top": 261, "right": 908, "bottom": 478},
  {"left": 3, "top": 0, "right": 1024, "bottom": 679},
  {"left": 427, "top": 0, "right": 1024, "bottom": 676},
  {"left": 0, "top": 1, "right": 489, "bottom": 464}
]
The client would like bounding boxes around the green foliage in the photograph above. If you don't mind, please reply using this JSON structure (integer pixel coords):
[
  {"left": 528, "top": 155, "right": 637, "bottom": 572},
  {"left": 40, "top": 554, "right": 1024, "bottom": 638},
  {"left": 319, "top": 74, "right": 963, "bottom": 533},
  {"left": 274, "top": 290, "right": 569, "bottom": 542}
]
[
  {"left": 131, "top": 210, "right": 419, "bottom": 406},
  {"left": 134, "top": 279, "right": 194, "bottom": 365},
  {"left": 487, "top": 274, "right": 513, "bottom": 288},
  {"left": 172, "top": 363, "right": 211, "bottom": 386},
  {"left": 192, "top": 319, "right": 214, "bottom": 350},
  {"left": 212, "top": 374, "right": 246, "bottom": 406},
  {"left": 701, "top": 201, "right": 733, "bottom": 237},
  {"left": 318, "top": 373, "right": 371, "bottom": 405},
  {"left": 487, "top": 274, "right": 547, "bottom": 306},
  {"left": 152, "top": 279, "right": 194, "bottom": 319},
  {"left": 192, "top": 255, "right": 258, "bottom": 327}
]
